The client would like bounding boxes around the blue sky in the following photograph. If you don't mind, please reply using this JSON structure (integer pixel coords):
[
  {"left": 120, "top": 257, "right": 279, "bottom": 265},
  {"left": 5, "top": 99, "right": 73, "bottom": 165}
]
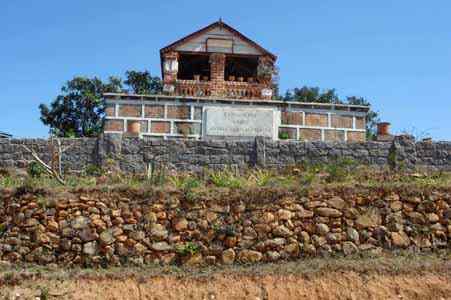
[{"left": 1, "top": 1, "right": 450, "bottom": 140}]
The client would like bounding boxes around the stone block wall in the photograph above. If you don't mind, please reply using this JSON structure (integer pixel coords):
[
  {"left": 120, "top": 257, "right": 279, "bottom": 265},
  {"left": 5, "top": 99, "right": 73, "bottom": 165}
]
[
  {"left": 0, "top": 139, "right": 98, "bottom": 172},
  {"left": 0, "top": 186, "right": 449, "bottom": 267},
  {"left": 0, "top": 135, "right": 450, "bottom": 174}
]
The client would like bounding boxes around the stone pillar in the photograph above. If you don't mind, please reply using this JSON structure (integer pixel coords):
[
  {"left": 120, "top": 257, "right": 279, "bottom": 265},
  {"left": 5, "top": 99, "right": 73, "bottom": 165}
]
[
  {"left": 162, "top": 51, "right": 179, "bottom": 94},
  {"left": 209, "top": 53, "right": 226, "bottom": 97}
]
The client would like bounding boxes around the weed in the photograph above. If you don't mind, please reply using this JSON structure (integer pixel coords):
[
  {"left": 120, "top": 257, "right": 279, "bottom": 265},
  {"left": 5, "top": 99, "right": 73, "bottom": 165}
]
[
  {"left": 324, "top": 158, "right": 357, "bottom": 183},
  {"left": 209, "top": 169, "right": 242, "bottom": 188},
  {"left": 248, "top": 169, "right": 273, "bottom": 187},
  {"left": 176, "top": 242, "right": 200, "bottom": 256},
  {"left": 84, "top": 164, "right": 103, "bottom": 177},
  {"left": 28, "top": 161, "right": 46, "bottom": 178},
  {"left": 37, "top": 286, "right": 49, "bottom": 300},
  {"left": 279, "top": 131, "right": 290, "bottom": 140},
  {"left": 215, "top": 225, "right": 237, "bottom": 237}
]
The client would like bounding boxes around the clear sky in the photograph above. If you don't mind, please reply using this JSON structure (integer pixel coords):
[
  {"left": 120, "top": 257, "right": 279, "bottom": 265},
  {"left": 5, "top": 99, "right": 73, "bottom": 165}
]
[{"left": 1, "top": 1, "right": 450, "bottom": 140}]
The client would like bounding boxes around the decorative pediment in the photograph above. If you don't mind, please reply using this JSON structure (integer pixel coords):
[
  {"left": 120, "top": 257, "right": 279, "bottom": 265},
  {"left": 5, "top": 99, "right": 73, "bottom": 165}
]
[{"left": 160, "top": 20, "right": 276, "bottom": 60}]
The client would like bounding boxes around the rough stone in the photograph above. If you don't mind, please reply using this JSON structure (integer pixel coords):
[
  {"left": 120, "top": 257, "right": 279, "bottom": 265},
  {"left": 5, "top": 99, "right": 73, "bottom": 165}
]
[
  {"left": 151, "top": 242, "right": 172, "bottom": 251},
  {"left": 222, "top": 248, "right": 236, "bottom": 265},
  {"left": 83, "top": 241, "right": 97, "bottom": 256},
  {"left": 342, "top": 241, "right": 359, "bottom": 256},
  {"left": 327, "top": 197, "right": 346, "bottom": 210},
  {"left": 238, "top": 250, "right": 263, "bottom": 263},
  {"left": 273, "top": 225, "right": 293, "bottom": 237},
  {"left": 315, "top": 208, "right": 342, "bottom": 218},
  {"left": 99, "top": 229, "right": 115, "bottom": 245},
  {"left": 356, "top": 210, "right": 381, "bottom": 229},
  {"left": 173, "top": 218, "right": 188, "bottom": 231},
  {"left": 316, "top": 223, "right": 330, "bottom": 235},
  {"left": 391, "top": 231, "right": 410, "bottom": 248},
  {"left": 150, "top": 224, "right": 168, "bottom": 240}
]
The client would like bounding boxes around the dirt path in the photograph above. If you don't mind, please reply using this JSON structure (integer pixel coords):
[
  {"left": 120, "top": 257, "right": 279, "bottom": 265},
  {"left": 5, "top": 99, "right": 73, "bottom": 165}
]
[
  {"left": 2, "top": 270, "right": 450, "bottom": 300},
  {"left": 2, "top": 254, "right": 451, "bottom": 299}
]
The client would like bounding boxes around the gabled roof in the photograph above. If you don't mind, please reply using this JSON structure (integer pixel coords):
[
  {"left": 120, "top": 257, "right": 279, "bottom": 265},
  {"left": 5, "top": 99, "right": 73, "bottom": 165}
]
[{"left": 160, "top": 20, "right": 277, "bottom": 61}]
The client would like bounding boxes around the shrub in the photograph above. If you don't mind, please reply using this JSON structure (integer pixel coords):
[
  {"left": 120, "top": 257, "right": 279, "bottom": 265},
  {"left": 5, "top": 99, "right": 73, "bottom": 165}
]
[
  {"left": 209, "top": 169, "right": 242, "bottom": 188},
  {"left": 279, "top": 131, "right": 290, "bottom": 140},
  {"left": 248, "top": 169, "right": 273, "bottom": 187},
  {"left": 169, "top": 175, "right": 200, "bottom": 190},
  {"left": 176, "top": 242, "right": 200, "bottom": 256},
  {"left": 27, "top": 161, "right": 46, "bottom": 178},
  {"left": 84, "top": 164, "right": 103, "bottom": 177},
  {"left": 324, "top": 158, "right": 357, "bottom": 183}
]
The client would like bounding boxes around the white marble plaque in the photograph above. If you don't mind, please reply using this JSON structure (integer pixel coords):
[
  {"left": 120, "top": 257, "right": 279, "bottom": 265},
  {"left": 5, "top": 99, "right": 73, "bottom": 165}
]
[{"left": 204, "top": 106, "right": 276, "bottom": 138}]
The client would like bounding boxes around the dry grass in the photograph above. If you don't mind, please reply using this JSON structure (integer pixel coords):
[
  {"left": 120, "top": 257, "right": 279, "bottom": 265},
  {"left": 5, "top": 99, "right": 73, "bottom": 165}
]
[
  {"left": 0, "top": 251, "right": 450, "bottom": 299},
  {"left": 1, "top": 162, "right": 451, "bottom": 192}
]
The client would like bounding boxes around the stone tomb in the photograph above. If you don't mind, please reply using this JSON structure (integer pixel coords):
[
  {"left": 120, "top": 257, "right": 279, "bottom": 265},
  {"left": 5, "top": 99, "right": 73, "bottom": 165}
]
[{"left": 103, "top": 94, "right": 369, "bottom": 142}]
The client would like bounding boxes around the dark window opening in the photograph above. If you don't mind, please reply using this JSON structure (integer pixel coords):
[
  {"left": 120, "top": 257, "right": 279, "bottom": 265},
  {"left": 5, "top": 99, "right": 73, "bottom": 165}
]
[
  {"left": 224, "top": 56, "right": 258, "bottom": 82},
  {"left": 178, "top": 54, "right": 210, "bottom": 81}
]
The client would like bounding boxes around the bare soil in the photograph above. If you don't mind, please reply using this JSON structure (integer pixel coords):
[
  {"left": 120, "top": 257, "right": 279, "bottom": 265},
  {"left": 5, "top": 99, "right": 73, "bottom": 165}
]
[{"left": 1, "top": 253, "right": 450, "bottom": 300}]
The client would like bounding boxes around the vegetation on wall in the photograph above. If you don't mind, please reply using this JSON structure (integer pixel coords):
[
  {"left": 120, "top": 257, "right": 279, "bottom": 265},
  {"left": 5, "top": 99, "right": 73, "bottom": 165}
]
[{"left": 39, "top": 71, "right": 162, "bottom": 137}]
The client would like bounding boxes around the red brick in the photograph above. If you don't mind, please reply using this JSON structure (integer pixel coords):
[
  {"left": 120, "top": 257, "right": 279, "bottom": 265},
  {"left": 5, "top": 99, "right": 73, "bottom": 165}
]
[
  {"left": 281, "top": 112, "right": 303, "bottom": 125},
  {"left": 347, "top": 131, "right": 366, "bottom": 142},
  {"left": 144, "top": 105, "right": 165, "bottom": 118},
  {"left": 105, "top": 104, "right": 115, "bottom": 117},
  {"left": 151, "top": 121, "right": 171, "bottom": 134},
  {"left": 305, "top": 113, "right": 328, "bottom": 127},
  {"left": 355, "top": 117, "right": 366, "bottom": 130},
  {"left": 167, "top": 106, "right": 190, "bottom": 119},
  {"left": 324, "top": 130, "right": 345, "bottom": 142},
  {"left": 299, "top": 128, "right": 322, "bottom": 141},
  {"left": 118, "top": 105, "right": 141, "bottom": 118},
  {"left": 104, "top": 119, "right": 124, "bottom": 132},
  {"left": 331, "top": 115, "right": 353, "bottom": 129}
]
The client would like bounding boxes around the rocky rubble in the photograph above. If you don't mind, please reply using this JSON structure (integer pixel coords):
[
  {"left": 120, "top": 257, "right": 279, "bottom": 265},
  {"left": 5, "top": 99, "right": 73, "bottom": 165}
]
[{"left": 0, "top": 186, "right": 450, "bottom": 267}]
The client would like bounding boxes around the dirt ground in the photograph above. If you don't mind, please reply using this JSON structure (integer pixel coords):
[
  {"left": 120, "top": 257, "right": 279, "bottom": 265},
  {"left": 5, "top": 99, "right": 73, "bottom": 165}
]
[{"left": 1, "top": 253, "right": 450, "bottom": 300}]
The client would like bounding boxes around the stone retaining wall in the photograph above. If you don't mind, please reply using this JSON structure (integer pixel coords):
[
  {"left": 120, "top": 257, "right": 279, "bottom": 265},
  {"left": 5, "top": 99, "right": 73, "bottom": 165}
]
[
  {"left": 0, "top": 186, "right": 449, "bottom": 267},
  {"left": 0, "top": 135, "right": 450, "bottom": 174}
]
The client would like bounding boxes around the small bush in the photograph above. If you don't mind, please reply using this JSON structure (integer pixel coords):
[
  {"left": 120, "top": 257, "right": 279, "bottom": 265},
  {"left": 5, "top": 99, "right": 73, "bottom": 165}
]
[
  {"left": 28, "top": 161, "right": 46, "bottom": 178},
  {"left": 279, "top": 131, "right": 290, "bottom": 140},
  {"left": 84, "top": 164, "right": 103, "bottom": 177},
  {"left": 324, "top": 158, "right": 357, "bottom": 183},
  {"left": 169, "top": 175, "right": 200, "bottom": 190},
  {"left": 209, "top": 169, "right": 242, "bottom": 188},
  {"left": 248, "top": 169, "right": 273, "bottom": 187},
  {"left": 176, "top": 242, "right": 200, "bottom": 256}
]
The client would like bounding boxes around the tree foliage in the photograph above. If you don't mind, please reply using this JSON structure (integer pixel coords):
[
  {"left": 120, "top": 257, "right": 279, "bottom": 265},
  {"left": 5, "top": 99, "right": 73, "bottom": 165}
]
[
  {"left": 40, "top": 70, "right": 161, "bottom": 137},
  {"left": 283, "top": 86, "right": 380, "bottom": 139},
  {"left": 124, "top": 70, "right": 162, "bottom": 95},
  {"left": 284, "top": 87, "right": 342, "bottom": 104},
  {"left": 39, "top": 76, "right": 122, "bottom": 137}
]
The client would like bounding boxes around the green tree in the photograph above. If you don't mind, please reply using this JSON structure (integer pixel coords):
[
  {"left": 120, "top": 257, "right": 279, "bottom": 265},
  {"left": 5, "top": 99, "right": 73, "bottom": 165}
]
[
  {"left": 124, "top": 70, "right": 162, "bottom": 94},
  {"left": 284, "top": 86, "right": 342, "bottom": 104},
  {"left": 39, "top": 76, "right": 122, "bottom": 137}
]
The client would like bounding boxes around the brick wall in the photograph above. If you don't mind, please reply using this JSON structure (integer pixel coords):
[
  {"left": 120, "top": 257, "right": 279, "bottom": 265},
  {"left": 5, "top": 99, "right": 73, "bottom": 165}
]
[{"left": 106, "top": 96, "right": 367, "bottom": 142}]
